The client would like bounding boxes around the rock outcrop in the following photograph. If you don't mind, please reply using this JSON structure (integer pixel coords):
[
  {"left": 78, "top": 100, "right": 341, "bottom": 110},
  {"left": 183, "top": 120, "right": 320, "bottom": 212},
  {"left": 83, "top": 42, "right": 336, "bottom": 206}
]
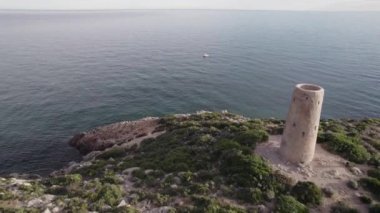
[{"left": 68, "top": 117, "right": 163, "bottom": 154}]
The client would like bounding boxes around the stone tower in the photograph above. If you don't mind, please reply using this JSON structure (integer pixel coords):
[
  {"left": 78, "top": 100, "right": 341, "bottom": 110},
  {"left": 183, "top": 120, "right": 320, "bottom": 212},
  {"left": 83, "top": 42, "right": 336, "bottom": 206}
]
[{"left": 280, "top": 83, "right": 324, "bottom": 164}]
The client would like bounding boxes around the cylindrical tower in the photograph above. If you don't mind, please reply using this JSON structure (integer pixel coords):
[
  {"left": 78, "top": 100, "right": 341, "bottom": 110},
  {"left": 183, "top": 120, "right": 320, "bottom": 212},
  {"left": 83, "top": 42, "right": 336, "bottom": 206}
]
[{"left": 280, "top": 83, "right": 324, "bottom": 164}]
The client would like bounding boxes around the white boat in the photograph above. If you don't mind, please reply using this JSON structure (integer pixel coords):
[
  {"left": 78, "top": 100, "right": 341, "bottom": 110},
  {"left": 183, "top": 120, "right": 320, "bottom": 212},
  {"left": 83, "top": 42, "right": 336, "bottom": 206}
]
[{"left": 203, "top": 53, "right": 210, "bottom": 58}]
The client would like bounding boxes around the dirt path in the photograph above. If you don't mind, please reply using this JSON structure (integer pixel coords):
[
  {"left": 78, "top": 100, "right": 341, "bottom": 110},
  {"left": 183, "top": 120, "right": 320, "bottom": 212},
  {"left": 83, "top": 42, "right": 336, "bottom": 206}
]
[{"left": 255, "top": 135, "right": 371, "bottom": 212}]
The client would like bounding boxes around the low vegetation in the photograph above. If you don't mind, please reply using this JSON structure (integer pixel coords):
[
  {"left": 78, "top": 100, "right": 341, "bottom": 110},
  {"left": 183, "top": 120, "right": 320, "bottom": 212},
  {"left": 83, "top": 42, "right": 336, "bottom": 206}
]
[
  {"left": 330, "top": 202, "right": 359, "bottom": 213},
  {"left": 368, "top": 169, "right": 380, "bottom": 180},
  {"left": 318, "top": 132, "right": 370, "bottom": 163},
  {"left": 369, "top": 204, "right": 380, "bottom": 213},
  {"left": 274, "top": 195, "right": 308, "bottom": 213},
  {"left": 318, "top": 119, "right": 379, "bottom": 164},
  {"left": 291, "top": 181, "right": 322, "bottom": 206},
  {"left": 359, "top": 177, "right": 380, "bottom": 197},
  {"left": 0, "top": 112, "right": 379, "bottom": 212}
]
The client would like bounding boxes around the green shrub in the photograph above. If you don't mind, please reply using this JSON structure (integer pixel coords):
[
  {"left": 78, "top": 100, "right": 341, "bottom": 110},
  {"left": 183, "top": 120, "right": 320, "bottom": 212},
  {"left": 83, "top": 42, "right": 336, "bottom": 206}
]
[
  {"left": 160, "top": 148, "right": 194, "bottom": 172},
  {"left": 49, "top": 174, "right": 82, "bottom": 186},
  {"left": 74, "top": 160, "right": 108, "bottom": 177},
  {"left": 291, "top": 181, "right": 322, "bottom": 206},
  {"left": 368, "top": 169, "right": 380, "bottom": 180},
  {"left": 0, "top": 207, "right": 39, "bottom": 213},
  {"left": 220, "top": 151, "right": 273, "bottom": 190},
  {"left": 46, "top": 174, "right": 83, "bottom": 197},
  {"left": 272, "top": 171, "right": 294, "bottom": 193},
  {"left": 274, "top": 195, "right": 308, "bottom": 213},
  {"left": 330, "top": 202, "right": 359, "bottom": 213},
  {"left": 132, "top": 169, "right": 147, "bottom": 179},
  {"left": 97, "top": 147, "right": 126, "bottom": 159},
  {"left": 135, "top": 129, "right": 212, "bottom": 173},
  {"left": 152, "top": 193, "right": 170, "bottom": 206},
  {"left": 191, "top": 195, "right": 247, "bottom": 213},
  {"left": 239, "top": 146, "right": 253, "bottom": 156},
  {"left": 102, "top": 171, "right": 123, "bottom": 184},
  {"left": 322, "top": 132, "right": 370, "bottom": 163},
  {"left": 0, "top": 188, "right": 14, "bottom": 200},
  {"left": 236, "top": 188, "right": 263, "bottom": 204},
  {"left": 359, "top": 177, "right": 380, "bottom": 196},
  {"left": 179, "top": 171, "right": 194, "bottom": 184},
  {"left": 359, "top": 195, "right": 372, "bottom": 204},
  {"left": 96, "top": 184, "right": 123, "bottom": 206},
  {"left": 18, "top": 181, "right": 45, "bottom": 198},
  {"left": 199, "top": 134, "right": 214, "bottom": 143},
  {"left": 114, "top": 206, "right": 140, "bottom": 213},
  {"left": 46, "top": 185, "right": 67, "bottom": 195},
  {"left": 190, "top": 183, "right": 210, "bottom": 195},
  {"left": 264, "top": 190, "right": 275, "bottom": 201},
  {"left": 323, "top": 121, "right": 345, "bottom": 133},
  {"left": 214, "top": 139, "right": 241, "bottom": 155},
  {"left": 368, "top": 155, "right": 380, "bottom": 167},
  {"left": 83, "top": 179, "right": 102, "bottom": 201},
  {"left": 369, "top": 204, "right": 380, "bottom": 213},
  {"left": 196, "top": 170, "right": 217, "bottom": 181},
  {"left": 234, "top": 130, "right": 269, "bottom": 148},
  {"left": 347, "top": 180, "right": 358, "bottom": 190},
  {"left": 65, "top": 197, "right": 88, "bottom": 213}
]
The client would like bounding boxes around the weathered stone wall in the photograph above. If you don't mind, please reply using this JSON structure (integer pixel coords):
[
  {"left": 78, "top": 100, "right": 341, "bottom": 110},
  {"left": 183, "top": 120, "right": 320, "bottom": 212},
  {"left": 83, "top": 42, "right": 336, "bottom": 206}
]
[{"left": 280, "top": 83, "right": 324, "bottom": 164}]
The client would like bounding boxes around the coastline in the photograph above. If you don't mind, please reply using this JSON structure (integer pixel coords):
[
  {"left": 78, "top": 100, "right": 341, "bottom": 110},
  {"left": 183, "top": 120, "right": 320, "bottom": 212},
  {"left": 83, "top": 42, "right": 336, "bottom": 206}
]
[{"left": 1, "top": 111, "right": 379, "bottom": 212}]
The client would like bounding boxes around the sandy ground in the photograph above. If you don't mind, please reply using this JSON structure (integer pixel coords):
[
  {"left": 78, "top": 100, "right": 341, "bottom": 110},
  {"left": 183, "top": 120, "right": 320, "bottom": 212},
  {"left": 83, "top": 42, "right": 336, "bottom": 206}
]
[{"left": 255, "top": 135, "right": 371, "bottom": 213}]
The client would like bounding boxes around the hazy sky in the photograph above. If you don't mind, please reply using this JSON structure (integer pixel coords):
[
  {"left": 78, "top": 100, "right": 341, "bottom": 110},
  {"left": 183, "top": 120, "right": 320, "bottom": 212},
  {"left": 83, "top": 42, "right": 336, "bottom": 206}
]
[{"left": 1, "top": 0, "right": 380, "bottom": 11}]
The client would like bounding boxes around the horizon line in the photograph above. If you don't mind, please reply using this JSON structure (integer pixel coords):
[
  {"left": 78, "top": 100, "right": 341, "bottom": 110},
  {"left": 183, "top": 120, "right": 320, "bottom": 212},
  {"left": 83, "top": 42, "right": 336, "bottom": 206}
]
[{"left": 1, "top": 8, "right": 380, "bottom": 12}]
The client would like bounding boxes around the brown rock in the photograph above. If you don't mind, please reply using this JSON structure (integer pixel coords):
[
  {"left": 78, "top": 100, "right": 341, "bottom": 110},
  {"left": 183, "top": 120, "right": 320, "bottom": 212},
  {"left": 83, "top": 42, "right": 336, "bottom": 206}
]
[{"left": 68, "top": 117, "right": 163, "bottom": 155}]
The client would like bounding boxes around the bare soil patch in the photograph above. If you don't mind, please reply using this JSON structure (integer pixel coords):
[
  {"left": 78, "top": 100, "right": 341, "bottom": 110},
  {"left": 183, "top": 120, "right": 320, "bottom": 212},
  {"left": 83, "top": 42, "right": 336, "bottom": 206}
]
[{"left": 255, "top": 135, "right": 372, "bottom": 212}]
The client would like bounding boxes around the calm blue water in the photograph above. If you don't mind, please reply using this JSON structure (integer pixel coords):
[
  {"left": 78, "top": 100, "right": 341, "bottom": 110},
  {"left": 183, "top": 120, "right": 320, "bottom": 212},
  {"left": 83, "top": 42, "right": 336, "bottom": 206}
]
[{"left": 0, "top": 10, "right": 379, "bottom": 175}]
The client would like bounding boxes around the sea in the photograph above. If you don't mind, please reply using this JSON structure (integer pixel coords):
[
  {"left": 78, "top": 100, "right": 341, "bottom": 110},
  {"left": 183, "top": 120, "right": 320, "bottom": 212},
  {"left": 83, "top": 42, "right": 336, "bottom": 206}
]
[{"left": 0, "top": 10, "right": 379, "bottom": 175}]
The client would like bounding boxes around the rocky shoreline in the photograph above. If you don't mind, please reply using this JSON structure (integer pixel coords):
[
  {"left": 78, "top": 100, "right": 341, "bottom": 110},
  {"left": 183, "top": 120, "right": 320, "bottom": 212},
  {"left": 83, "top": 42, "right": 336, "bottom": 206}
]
[
  {"left": 68, "top": 117, "right": 164, "bottom": 155},
  {"left": 1, "top": 111, "right": 379, "bottom": 213}
]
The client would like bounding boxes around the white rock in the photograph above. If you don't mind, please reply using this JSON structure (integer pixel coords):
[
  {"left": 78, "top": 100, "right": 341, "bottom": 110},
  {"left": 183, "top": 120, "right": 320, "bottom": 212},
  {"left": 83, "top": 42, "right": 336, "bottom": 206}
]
[
  {"left": 22, "top": 182, "right": 32, "bottom": 187},
  {"left": 350, "top": 167, "right": 362, "bottom": 175},
  {"left": 43, "top": 208, "right": 51, "bottom": 213},
  {"left": 122, "top": 167, "right": 140, "bottom": 174},
  {"left": 117, "top": 199, "right": 127, "bottom": 207},
  {"left": 10, "top": 178, "right": 28, "bottom": 185},
  {"left": 68, "top": 161, "right": 76, "bottom": 166},
  {"left": 172, "top": 177, "right": 181, "bottom": 184},
  {"left": 147, "top": 206, "right": 176, "bottom": 213},
  {"left": 27, "top": 198, "right": 43, "bottom": 207},
  {"left": 101, "top": 205, "right": 112, "bottom": 211},
  {"left": 257, "top": 204, "right": 268, "bottom": 213},
  {"left": 145, "top": 169, "right": 154, "bottom": 174},
  {"left": 82, "top": 161, "right": 93, "bottom": 167},
  {"left": 129, "top": 193, "right": 139, "bottom": 199},
  {"left": 27, "top": 195, "right": 55, "bottom": 208},
  {"left": 196, "top": 110, "right": 209, "bottom": 115},
  {"left": 43, "top": 194, "right": 55, "bottom": 202},
  {"left": 52, "top": 207, "right": 60, "bottom": 213},
  {"left": 321, "top": 170, "right": 339, "bottom": 178}
]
